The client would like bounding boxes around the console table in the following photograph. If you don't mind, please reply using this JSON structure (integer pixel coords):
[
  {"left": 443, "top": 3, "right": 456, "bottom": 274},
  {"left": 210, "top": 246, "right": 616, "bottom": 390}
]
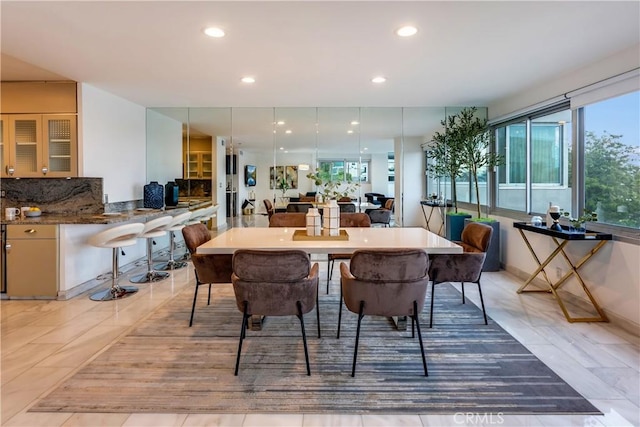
[
  {"left": 420, "top": 200, "right": 452, "bottom": 236},
  {"left": 513, "top": 221, "right": 611, "bottom": 323}
]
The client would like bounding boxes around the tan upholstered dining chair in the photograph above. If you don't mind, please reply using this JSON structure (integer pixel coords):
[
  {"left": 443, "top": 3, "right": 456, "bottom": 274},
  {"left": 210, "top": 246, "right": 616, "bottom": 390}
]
[
  {"left": 428, "top": 221, "right": 493, "bottom": 327},
  {"left": 339, "top": 248, "right": 430, "bottom": 377},
  {"left": 182, "top": 223, "right": 233, "bottom": 327},
  {"left": 231, "top": 249, "right": 319, "bottom": 376}
]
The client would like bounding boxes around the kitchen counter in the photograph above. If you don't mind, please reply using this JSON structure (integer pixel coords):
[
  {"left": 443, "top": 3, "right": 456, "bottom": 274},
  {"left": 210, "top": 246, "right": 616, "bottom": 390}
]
[{"left": 0, "top": 207, "right": 190, "bottom": 225}]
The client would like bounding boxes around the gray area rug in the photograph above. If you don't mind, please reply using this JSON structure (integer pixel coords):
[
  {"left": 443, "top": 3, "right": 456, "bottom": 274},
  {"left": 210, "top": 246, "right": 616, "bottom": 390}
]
[{"left": 32, "top": 282, "right": 600, "bottom": 414}]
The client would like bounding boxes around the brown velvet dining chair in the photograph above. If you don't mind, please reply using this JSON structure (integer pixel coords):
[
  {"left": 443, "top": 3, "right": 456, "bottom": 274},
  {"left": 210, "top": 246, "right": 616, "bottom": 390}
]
[
  {"left": 182, "top": 223, "right": 233, "bottom": 327},
  {"left": 231, "top": 249, "right": 319, "bottom": 376},
  {"left": 268, "top": 212, "right": 307, "bottom": 227},
  {"left": 427, "top": 221, "right": 493, "bottom": 327},
  {"left": 338, "top": 248, "right": 430, "bottom": 377},
  {"left": 326, "top": 213, "right": 371, "bottom": 293},
  {"left": 263, "top": 199, "right": 275, "bottom": 220}
]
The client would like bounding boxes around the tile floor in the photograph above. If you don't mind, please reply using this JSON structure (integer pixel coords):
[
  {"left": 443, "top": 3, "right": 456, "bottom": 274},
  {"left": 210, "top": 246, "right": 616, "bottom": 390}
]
[{"left": 1, "top": 216, "right": 638, "bottom": 427}]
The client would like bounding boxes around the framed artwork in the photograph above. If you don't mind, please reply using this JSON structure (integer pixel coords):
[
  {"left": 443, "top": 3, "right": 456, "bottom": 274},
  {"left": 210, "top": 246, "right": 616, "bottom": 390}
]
[
  {"left": 245, "top": 165, "right": 256, "bottom": 186},
  {"left": 269, "top": 165, "right": 298, "bottom": 189}
]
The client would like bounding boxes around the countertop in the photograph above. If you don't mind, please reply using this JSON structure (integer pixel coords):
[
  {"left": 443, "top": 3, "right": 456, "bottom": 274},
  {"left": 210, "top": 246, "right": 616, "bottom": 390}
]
[{"left": 1, "top": 199, "right": 213, "bottom": 226}]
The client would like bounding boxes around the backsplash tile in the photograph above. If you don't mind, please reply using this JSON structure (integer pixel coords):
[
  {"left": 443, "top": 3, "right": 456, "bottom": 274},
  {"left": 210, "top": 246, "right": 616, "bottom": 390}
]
[{"left": 1, "top": 177, "right": 104, "bottom": 215}]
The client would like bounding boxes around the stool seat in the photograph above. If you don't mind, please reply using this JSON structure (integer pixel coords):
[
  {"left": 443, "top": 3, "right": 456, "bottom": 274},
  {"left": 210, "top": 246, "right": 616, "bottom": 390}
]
[
  {"left": 130, "top": 215, "right": 173, "bottom": 284},
  {"left": 88, "top": 222, "right": 145, "bottom": 301},
  {"left": 155, "top": 211, "right": 192, "bottom": 271}
]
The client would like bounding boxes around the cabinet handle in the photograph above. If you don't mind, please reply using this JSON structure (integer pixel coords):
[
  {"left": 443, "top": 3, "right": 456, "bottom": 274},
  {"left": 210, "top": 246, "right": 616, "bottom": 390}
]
[
  {"left": 42, "top": 166, "right": 49, "bottom": 175},
  {"left": 24, "top": 229, "right": 37, "bottom": 234},
  {"left": 5, "top": 243, "right": 11, "bottom": 251},
  {"left": 6, "top": 165, "right": 15, "bottom": 176}
]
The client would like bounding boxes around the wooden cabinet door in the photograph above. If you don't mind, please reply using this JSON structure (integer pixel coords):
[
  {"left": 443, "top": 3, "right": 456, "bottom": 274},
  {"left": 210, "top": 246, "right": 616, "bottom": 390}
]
[
  {"left": 0, "top": 115, "right": 9, "bottom": 178},
  {"left": 42, "top": 114, "right": 77, "bottom": 177},
  {"left": 7, "top": 114, "right": 42, "bottom": 177}
]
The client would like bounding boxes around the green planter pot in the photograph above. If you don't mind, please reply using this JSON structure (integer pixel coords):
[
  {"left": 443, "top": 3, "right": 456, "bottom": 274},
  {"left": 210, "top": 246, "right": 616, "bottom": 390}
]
[
  {"left": 446, "top": 213, "right": 472, "bottom": 241},
  {"left": 464, "top": 219, "right": 501, "bottom": 272}
]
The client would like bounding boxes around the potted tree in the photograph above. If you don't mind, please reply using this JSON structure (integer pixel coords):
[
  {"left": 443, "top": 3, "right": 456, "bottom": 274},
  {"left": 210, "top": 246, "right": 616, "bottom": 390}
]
[
  {"left": 428, "top": 112, "right": 470, "bottom": 241},
  {"left": 455, "top": 107, "right": 504, "bottom": 271}
]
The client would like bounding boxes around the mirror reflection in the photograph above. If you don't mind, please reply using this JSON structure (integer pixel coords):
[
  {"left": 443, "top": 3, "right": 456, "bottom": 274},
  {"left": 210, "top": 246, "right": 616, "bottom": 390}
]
[{"left": 146, "top": 106, "right": 452, "bottom": 228}]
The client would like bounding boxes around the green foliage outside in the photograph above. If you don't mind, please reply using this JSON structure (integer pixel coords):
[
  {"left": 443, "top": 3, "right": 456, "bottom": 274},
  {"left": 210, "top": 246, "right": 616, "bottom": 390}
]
[
  {"left": 585, "top": 131, "right": 640, "bottom": 228},
  {"left": 306, "top": 165, "right": 359, "bottom": 200}
]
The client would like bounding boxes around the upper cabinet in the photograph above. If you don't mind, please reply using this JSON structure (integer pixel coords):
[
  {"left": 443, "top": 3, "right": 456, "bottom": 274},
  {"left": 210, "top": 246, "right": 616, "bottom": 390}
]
[
  {"left": 1, "top": 114, "right": 77, "bottom": 178},
  {"left": 185, "top": 151, "right": 212, "bottom": 179},
  {"left": 0, "top": 81, "right": 78, "bottom": 178}
]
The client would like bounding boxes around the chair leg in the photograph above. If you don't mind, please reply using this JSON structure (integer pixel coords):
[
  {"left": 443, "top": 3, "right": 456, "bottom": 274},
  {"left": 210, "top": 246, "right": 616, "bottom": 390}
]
[
  {"left": 234, "top": 301, "right": 248, "bottom": 376},
  {"left": 351, "top": 300, "right": 365, "bottom": 377},
  {"left": 411, "top": 316, "right": 415, "bottom": 338},
  {"left": 296, "top": 301, "right": 311, "bottom": 376},
  {"left": 207, "top": 284, "right": 212, "bottom": 306},
  {"left": 477, "top": 280, "right": 488, "bottom": 325},
  {"left": 326, "top": 258, "right": 334, "bottom": 294},
  {"left": 429, "top": 281, "right": 436, "bottom": 328},
  {"left": 337, "top": 283, "right": 343, "bottom": 339},
  {"left": 461, "top": 282, "right": 466, "bottom": 304},
  {"left": 189, "top": 282, "right": 200, "bottom": 327},
  {"left": 413, "top": 301, "right": 428, "bottom": 377},
  {"left": 316, "top": 285, "right": 321, "bottom": 338}
]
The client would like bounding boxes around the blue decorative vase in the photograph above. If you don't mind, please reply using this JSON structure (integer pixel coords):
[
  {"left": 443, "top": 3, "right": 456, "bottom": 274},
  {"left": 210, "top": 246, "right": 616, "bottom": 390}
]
[
  {"left": 165, "top": 181, "right": 179, "bottom": 206},
  {"left": 144, "top": 181, "right": 164, "bottom": 209}
]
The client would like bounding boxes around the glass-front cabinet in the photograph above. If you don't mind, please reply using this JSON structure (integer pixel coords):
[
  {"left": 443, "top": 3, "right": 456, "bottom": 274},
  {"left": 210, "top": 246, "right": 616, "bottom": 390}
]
[
  {"left": 1, "top": 114, "right": 77, "bottom": 178},
  {"left": 186, "top": 151, "right": 213, "bottom": 179}
]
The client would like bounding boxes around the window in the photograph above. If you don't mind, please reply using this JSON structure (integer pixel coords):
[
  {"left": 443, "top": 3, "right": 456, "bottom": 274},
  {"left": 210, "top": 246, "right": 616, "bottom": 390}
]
[
  {"left": 583, "top": 91, "right": 639, "bottom": 229},
  {"left": 495, "top": 106, "right": 572, "bottom": 214},
  {"left": 318, "top": 159, "right": 369, "bottom": 183}
]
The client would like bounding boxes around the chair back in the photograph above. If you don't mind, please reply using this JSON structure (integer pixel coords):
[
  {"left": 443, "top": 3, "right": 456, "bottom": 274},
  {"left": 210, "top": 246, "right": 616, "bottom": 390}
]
[
  {"left": 263, "top": 199, "right": 274, "bottom": 219},
  {"left": 269, "top": 212, "right": 307, "bottom": 227},
  {"left": 460, "top": 222, "right": 493, "bottom": 253},
  {"left": 339, "top": 213, "right": 371, "bottom": 227},
  {"left": 232, "top": 249, "right": 319, "bottom": 316},
  {"left": 338, "top": 203, "right": 356, "bottom": 213},
  {"left": 341, "top": 249, "right": 429, "bottom": 317},
  {"left": 182, "top": 223, "right": 211, "bottom": 254},
  {"left": 367, "top": 208, "right": 391, "bottom": 225},
  {"left": 182, "top": 223, "right": 233, "bottom": 284},
  {"left": 286, "top": 203, "right": 313, "bottom": 213},
  {"left": 384, "top": 199, "right": 395, "bottom": 210}
]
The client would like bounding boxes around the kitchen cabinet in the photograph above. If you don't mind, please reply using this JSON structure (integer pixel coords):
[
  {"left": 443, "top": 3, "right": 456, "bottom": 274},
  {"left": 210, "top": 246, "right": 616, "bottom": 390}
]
[
  {"left": 5, "top": 224, "right": 58, "bottom": 298},
  {"left": 186, "top": 151, "right": 212, "bottom": 179},
  {"left": 1, "top": 114, "right": 77, "bottom": 178}
]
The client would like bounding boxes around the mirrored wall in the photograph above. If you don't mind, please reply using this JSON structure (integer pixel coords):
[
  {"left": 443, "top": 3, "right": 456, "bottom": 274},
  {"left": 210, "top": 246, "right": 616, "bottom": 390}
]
[{"left": 146, "top": 107, "right": 450, "bottom": 228}]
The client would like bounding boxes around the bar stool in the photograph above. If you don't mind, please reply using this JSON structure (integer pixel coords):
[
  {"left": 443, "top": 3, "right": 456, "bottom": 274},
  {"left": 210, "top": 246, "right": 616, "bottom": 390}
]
[
  {"left": 87, "top": 222, "right": 145, "bottom": 301},
  {"left": 155, "top": 211, "right": 192, "bottom": 271},
  {"left": 130, "top": 215, "right": 173, "bottom": 283}
]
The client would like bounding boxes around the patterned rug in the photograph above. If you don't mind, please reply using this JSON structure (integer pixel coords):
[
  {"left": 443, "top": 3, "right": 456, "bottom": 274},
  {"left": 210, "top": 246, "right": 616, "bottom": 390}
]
[{"left": 32, "top": 282, "right": 600, "bottom": 414}]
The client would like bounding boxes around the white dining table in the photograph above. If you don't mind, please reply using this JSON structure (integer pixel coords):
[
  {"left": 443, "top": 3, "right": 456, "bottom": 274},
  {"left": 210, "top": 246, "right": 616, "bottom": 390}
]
[
  {"left": 197, "top": 226, "right": 461, "bottom": 331},
  {"left": 196, "top": 226, "right": 462, "bottom": 255}
]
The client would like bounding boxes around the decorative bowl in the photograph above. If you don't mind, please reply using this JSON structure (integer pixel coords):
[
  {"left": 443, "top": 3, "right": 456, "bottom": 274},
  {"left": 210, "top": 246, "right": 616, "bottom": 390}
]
[{"left": 25, "top": 210, "right": 42, "bottom": 217}]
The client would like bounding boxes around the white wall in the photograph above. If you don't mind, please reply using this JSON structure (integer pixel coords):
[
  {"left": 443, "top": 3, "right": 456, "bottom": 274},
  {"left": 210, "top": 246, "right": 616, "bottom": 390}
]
[
  {"left": 79, "top": 83, "right": 147, "bottom": 202},
  {"left": 487, "top": 46, "right": 640, "bottom": 330},
  {"left": 400, "top": 136, "right": 425, "bottom": 227},
  {"left": 494, "top": 214, "right": 640, "bottom": 330},
  {"left": 146, "top": 109, "right": 182, "bottom": 184},
  {"left": 489, "top": 44, "right": 640, "bottom": 120}
]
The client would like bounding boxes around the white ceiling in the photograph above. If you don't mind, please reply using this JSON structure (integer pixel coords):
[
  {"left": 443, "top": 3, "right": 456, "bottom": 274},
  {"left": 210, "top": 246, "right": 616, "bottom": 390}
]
[{"left": 2, "top": 1, "right": 639, "bottom": 109}]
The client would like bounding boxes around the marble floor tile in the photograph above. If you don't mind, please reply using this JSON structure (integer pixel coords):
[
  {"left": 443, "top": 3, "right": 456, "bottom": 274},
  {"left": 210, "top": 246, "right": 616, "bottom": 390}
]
[
  {"left": 62, "top": 412, "right": 130, "bottom": 426},
  {"left": 361, "top": 414, "right": 423, "bottom": 427},
  {"left": 121, "top": 413, "right": 187, "bottom": 426},
  {"left": 595, "top": 343, "right": 640, "bottom": 371},
  {"left": 243, "top": 414, "right": 304, "bottom": 427},
  {"left": 182, "top": 413, "right": 247, "bottom": 427},
  {"left": 590, "top": 398, "right": 640, "bottom": 427},
  {"left": 589, "top": 367, "right": 640, "bottom": 405},
  {"left": 303, "top": 414, "right": 363, "bottom": 427}
]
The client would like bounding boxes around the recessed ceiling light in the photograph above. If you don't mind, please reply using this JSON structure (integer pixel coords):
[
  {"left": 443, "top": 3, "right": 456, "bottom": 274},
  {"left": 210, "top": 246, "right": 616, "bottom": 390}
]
[
  {"left": 396, "top": 26, "right": 417, "bottom": 37},
  {"left": 279, "top": 147, "right": 284, "bottom": 150},
  {"left": 363, "top": 147, "right": 368, "bottom": 150},
  {"left": 347, "top": 130, "right": 354, "bottom": 134},
  {"left": 351, "top": 121, "right": 360, "bottom": 125},
  {"left": 276, "top": 121, "right": 285, "bottom": 125},
  {"left": 204, "top": 27, "right": 225, "bottom": 38},
  {"left": 241, "top": 76, "right": 255, "bottom": 84},
  {"left": 285, "top": 130, "right": 292, "bottom": 134},
  {"left": 372, "top": 76, "right": 386, "bottom": 84}
]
